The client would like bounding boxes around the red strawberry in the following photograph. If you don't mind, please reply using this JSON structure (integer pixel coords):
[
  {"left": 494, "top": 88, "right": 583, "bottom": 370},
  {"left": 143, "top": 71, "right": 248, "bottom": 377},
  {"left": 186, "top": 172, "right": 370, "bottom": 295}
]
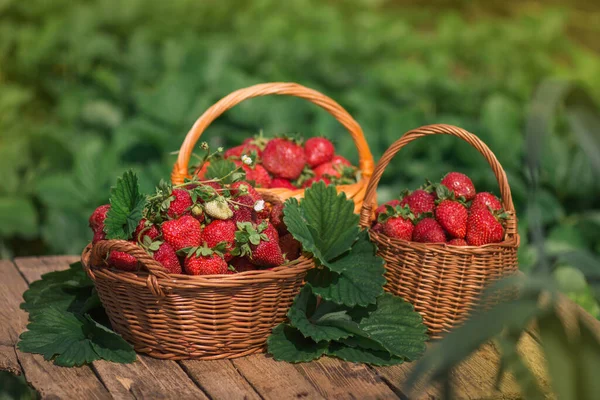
[
  {"left": 270, "top": 178, "right": 296, "bottom": 190},
  {"left": 254, "top": 200, "right": 271, "bottom": 221},
  {"left": 371, "top": 223, "right": 384, "bottom": 233},
  {"left": 200, "top": 220, "right": 236, "bottom": 260},
  {"left": 89, "top": 204, "right": 110, "bottom": 231},
  {"left": 233, "top": 161, "right": 272, "bottom": 188},
  {"left": 92, "top": 230, "right": 106, "bottom": 244},
  {"left": 262, "top": 138, "right": 306, "bottom": 180},
  {"left": 441, "top": 172, "right": 476, "bottom": 201},
  {"left": 400, "top": 190, "right": 435, "bottom": 217},
  {"left": 167, "top": 189, "right": 193, "bottom": 218},
  {"left": 184, "top": 254, "right": 229, "bottom": 275},
  {"left": 412, "top": 218, "right": 446, "bottom": 243},
  {"left": 230, "top": 181, "right": 262, "bottom": 202},
  {"left": 470, "top": 192, "right": 502, "bottom": 212},
  {"left": 313, "top": 155, "right": 351, "bottom": 179},
  {"left": 302, "top": 176, "right": 331, "bottom": 188},
  {"left": 382, "top": 216, "right": 414, "bottom": 241},
  {"left": 279, "top": 233, "right": 302, "bottom": 261},
  {"left": 195, "top": 162, "right": 210, "bottom": 180},
  {"left": 161, "top": 215, "right": 202, "bottom": 250},
  {"left": 230, "top": 194, "right": 255, "bottom": 223},
  {"left": 249, "top": 223, "right": 285, "bottom": 267},
  {"left": 435, "top": 200, "right": 468, "bottom": 239},
  {"left": 133, "top": 219, "right": 160, "bottom": 242},
  {"left": 108, "top": 249, "right": 138, "bottom": 271},
  {"left": 447, "top": 238, "right": 468, "bottom": 246},
  {"left": 230, "top": 257, "right": 257, "bottom": 273},
  {"left": 153, "top": 242, "right": 182, "bottom": 274},
  {"left": 269, "top": 203, "right": 287, "bottom": 234},
  {"left": 375, "top": 199, "right": 401, "bottom": 217},
  {"left": 224, "top": 143, "right": 262, "bottom": 159},
  {"left": 200, "top": 181, "right": 222, "bottom": 192},
  {"left": 304, "top": 137, "right": 334, "bottom": 168},
  {"left": 465, "top": 208, "right": 505, "bottom": 246}
]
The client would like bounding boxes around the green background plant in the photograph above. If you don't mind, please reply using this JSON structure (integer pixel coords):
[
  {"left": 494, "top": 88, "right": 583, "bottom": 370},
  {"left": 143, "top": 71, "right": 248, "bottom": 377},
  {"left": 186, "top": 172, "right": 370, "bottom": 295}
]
[{"left": 1, "top": 1, "right": 599, "bottom": 306}]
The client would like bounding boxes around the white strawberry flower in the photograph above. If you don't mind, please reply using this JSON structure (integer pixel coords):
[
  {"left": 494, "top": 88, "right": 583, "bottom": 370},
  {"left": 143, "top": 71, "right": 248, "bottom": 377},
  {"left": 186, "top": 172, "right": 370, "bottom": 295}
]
[
  {"left": 254, "top": 200, "right": 265, "bottom": 212},
  {"left": 241, "top": 154, "right": 253, "bottom": 165}
]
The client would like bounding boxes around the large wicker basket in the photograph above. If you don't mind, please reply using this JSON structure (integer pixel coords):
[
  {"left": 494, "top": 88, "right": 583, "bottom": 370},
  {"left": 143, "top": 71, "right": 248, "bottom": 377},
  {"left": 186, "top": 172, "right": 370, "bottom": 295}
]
[
  {"left": 171, "top": 82, "right": 374, "bottom": 213},
  {"left": 358, "top": 124, "right": 520, "bottom": 338},
  {"left": 82, "top": 238, "right": 313, "bottom": 360}
]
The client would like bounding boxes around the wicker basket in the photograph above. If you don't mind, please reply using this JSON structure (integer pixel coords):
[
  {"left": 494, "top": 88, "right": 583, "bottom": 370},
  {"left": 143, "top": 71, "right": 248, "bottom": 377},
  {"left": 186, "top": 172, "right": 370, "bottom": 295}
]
[
  {"left": 171, "top": 82, "right": 374, "bottom": 213},
  {"left": 82, "top": 237, "right": 313, "bottom": 360},
  {"left": 358, "top": 124, "right": 520, "bottom": 338}
]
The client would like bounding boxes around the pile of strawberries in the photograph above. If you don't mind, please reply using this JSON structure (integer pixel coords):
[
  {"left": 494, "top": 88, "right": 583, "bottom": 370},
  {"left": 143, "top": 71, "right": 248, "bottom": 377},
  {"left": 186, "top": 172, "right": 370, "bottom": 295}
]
[
  {"left": 372, "top": 172, "right": 508, "bottom": 246},
  {"left": 89, "top": 179, "right": 302, "bottom": 275},
  {"left": 195, "top": 135, "right": 357, "bottom": 189}
]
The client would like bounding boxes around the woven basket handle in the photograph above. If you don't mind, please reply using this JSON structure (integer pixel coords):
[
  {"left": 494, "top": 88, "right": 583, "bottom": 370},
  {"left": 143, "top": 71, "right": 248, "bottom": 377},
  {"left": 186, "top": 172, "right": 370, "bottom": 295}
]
[
  {"left": 171, "top": 82, "right": 374, "bottom": 184},
  {"left": 89, "top": 240, "right": 169, "bottom": 297},
  {"left": 359, "top": 124, "right": 517, "bottom": 237}
]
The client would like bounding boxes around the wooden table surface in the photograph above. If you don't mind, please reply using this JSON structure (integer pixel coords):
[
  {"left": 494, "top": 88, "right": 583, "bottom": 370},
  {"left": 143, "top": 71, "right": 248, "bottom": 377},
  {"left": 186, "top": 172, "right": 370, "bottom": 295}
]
[{"left": 1, "top": 256, "right": 554, "bottom": 400}]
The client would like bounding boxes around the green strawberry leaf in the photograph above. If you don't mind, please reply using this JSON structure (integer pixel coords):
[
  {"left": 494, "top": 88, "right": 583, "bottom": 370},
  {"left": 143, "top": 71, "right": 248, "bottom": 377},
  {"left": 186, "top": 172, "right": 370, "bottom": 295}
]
[
  {"left": 267, "top": 324, "right": 328, "bottom": 363},
  {"left": 104, "top": 170, "right": 146, "bottom": 240},
  {"left": 328, "top": 342, "right": 405, "bottom": 366},
  {"left": 307, "top": 232, "right": 386, "bottom": 307},
  {"left": 357, "top": 293, "right": 428, "bottom": 361},
  {"left": 205, "top": 159, "right": 244, "bottom": 184},
  {"left": 85, "top": 315, "right": 137, "bottom": 364},
  {"left": 288, "top": 286, "right": 356, "bottom": 342},
  {"left": 283, "top": 182, "right": 359, "bottom": 272}
]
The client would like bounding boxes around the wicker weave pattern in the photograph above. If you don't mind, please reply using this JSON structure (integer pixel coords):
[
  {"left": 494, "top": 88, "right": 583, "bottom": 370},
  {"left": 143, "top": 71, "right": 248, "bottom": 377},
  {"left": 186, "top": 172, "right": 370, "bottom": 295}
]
[
  {"left": 359, "top": 124, "right": 520, "bottom": 338},
  {"left": 171, "top": 82, "right": 374, "bottom": 212},
  {"left": 82, "top": 240, "right": 313, "bottom": 360}
]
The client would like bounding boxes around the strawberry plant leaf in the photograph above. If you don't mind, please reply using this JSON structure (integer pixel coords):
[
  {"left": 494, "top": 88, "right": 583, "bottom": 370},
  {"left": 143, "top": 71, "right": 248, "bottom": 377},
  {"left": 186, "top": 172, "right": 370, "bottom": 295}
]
[
  {"left": 328, "top": 342, "right": 405, "bottom": 366},
  {"left": 357, "top": 293, "right": 428, "bottom": 361},
  {"left": 85, "top": 315, "right": 137, "bottom": 364},
  {"left": 104, "top": 170, "right": 146, "bottom": 240},
  {"left": 205, "top": 159, "right": 243, "bottom": 184},
  {"left": 283, "top": 182, "right": 359, "bottom": 272},
  {"left": 287, "top": 286, "right": 355, "bottom": 342},
  {"left": 267, "top": 324, "right": 328, "bottom": 363},
  {"left": 307, "top": 232, "right": 386, "bottom": 307}
]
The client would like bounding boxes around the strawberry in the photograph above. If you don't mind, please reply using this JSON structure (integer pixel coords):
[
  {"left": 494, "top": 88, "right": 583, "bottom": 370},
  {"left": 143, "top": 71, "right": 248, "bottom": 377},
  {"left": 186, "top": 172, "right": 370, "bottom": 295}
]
[
  {"left": 200, "top": 220, "right": 236, "bottom": 260},
  {"left": 435, "top": 200, "right": 468, "bottom": 239},
  {"left": 229, "top": 257, "right": 257, "bottom": 273},
  {"left": 224, "top": 143, "right": 262, "bottom": 159},
  {"left": 470, "top": 192, "right": 502, "bottom": 212},
  {"left": 441, "top": 172, "right": 476, "bottom": 201},
  {"left": 161, "top": 215, "right": 202, "bottom": 250},
  {"left": 167, "top": 189, "right": 193, "bottom": 218},
  {"left": 400, "top": 189, "right": 435, "bottom": 217},
  {"left": 375, "top": 200, "right": 401, "bottom": 217},
  {"left": 382, "top": 216, "right": 414, "bottom": 241},
  {"left": 184, "top": 253, "right": 229, "bottom": 275},
  {"left": 233, "top": 161, "right": 272, "bottom": 188},
  {"left": 270, "top": 178, "right": 296, "bottom": 190},
  {"left": 279, "top": 233, "right": 302, "bottom": 261},
  {"left": 412, "top": 218, "right": 447, "bottom": 243},
  {"left": 191, "top": 204, "right": 205, "bottom": 222},
  {"left": 230, "top": 181, "right": 262, "bottom": 202},
  {"left": 313, "top": 155, "right": 351, "bottom": 179},
  {"left": 269, "top": 203, "right": 287, "bottom": 234},
  {"left": 304, "top": 137, "right": 334, "bottom": 167},
  {"left": 204, "top": 197, "right": 234, "bottom": 220},
  {"left": 371, "top": 223, "right": 384, "bottom": 233},
  {"left": 302, "top": 176, "right": 331, "bottom": 188},
  {"left": 89, "top": 204, "right": 110, "bottom": 231},
  {"left": 465, "top": 208, "right": 505, "bottom": 246},
  {"left": 262, "top": 138, "right": 306, "bottom": 180},
  {"left": 92, "top": 230, "right": 106, "bottom": 244},
  {"left": 250, "top": 223, "right": 285, "bottom": 267},
  {"left": 195, "top": 162, "right": 210, "bottom": 180},
  {"left": 133, "top": 218, "right": 160, "bottom": 242},
  {"left": 153, "top": 242, "right": 182, "bottom": 274},
  {"left": 108, "top": 249, "right": 138, "bottom": 271},
  {"left": 447, "top": 238, "right": 468, "bottom": 246},
  {"left": 230, "top": 194, "right": 254, "bottom": 223}
]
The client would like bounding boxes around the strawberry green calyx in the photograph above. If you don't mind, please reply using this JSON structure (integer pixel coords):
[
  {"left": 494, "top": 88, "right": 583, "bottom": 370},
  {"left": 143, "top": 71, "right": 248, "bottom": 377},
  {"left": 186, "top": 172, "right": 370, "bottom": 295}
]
[
  {"left": 233, "top": 221, "right": 269, "bottom": 257},
  {"left": 434, "top": 183, "right": 467, "bottom": 205},
  {"left": 377, "top": 204, "right": 415, "bottom": 223}
]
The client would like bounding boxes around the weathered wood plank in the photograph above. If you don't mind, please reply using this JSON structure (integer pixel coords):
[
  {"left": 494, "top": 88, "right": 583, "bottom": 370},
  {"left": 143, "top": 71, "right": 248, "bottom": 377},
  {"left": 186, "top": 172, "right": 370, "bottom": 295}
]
[
  {"left": 16, "top": 256, "right": 208, "bottom": 400},
  {"left": 180, "top": 359, "right": 261, "bottom": 400},
  {"left": 295, "top": 356, "right": 399, "bottom": 399},
  {"left": 0, "top": 260, "right": 29, "bottom": 375},
  {"left": 232, "top": 354, "right": 324, "bottom": 399}
]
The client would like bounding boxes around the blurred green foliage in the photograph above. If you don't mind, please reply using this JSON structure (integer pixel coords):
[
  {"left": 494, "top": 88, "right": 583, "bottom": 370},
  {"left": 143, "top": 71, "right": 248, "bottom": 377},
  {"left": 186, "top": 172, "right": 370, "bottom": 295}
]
[{"left": 1, "top": 0, "right": 599, "bottom": 296}]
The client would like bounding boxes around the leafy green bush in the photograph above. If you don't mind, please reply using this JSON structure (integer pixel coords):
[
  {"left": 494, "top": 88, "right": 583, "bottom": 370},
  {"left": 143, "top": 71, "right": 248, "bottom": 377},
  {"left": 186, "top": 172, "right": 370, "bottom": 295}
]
[{"left": 1, "top": 0, "right": 599, "bottom": 280}]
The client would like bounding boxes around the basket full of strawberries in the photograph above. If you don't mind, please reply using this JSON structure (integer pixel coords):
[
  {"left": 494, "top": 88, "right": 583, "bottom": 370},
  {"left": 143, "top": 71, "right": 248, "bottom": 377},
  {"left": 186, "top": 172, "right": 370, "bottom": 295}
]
[
  {"left": 171, "top": 82, "right": 375, "bottom": 213},
  {"left": 82, "top": 166, "right": 312, "bottom": 360},
  {"left": 359, "top": 124, "right": 520, "bottom": 338}
]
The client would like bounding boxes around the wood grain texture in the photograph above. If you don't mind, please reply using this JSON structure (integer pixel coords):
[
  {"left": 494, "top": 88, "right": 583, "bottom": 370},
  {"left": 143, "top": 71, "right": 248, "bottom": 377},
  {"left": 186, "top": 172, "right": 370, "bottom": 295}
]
[
  {"left": 295, "top": 357, "right": 399, "bottom": 399},
  {"left": 232, "top": 354, "right": 325, "bottom": 400},
  {"left": 180, "top": 359, "right": 261, "bottom": 400},
  {"left": 0, "top": 260, "right": 29, "bottom": 375}
]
